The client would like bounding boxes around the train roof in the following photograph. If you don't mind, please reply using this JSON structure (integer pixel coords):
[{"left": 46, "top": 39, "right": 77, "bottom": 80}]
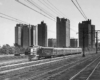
[
  {"left": 41, "top": 47, "right": 54, "bottom": 49},
  {"left": 54, "top": 47, "right": 82, "bottom": 49},
  {"left": 40, "top": 47, "right": 82, "bottom": 49}
]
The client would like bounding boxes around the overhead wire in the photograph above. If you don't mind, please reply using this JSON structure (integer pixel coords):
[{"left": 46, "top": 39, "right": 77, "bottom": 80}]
[
  {"left": 44, "top": 0, "right": 78, "bottom": 22},
  {"left": 0, "top": 1, "right": 55, "bottom": 36},
  {"left": 41, "top": 0, "right": 78, "bottom": 33},
  {"left": 71, "top": 0, "right": 87, "bottom": 20},
  {"left": 0, "top": 14, "right": 56, "bottom": 34},
  {"left": 26, "top": 0, "right": 78, "bottom": 33},
  {"left": 25, "top": 0, "right": 57, "bottom": 33},
  {"left": 26, "top": 0, "right": 56, "bottom": 20},
  {"left": 46, "top": 0, "right": 66, "bottom": 17},
  {"left": 38, "top": 0, "right": 62, "bottom": 17},
  {"left": 15, "top": 0, "right": 78, "bottom": 35},
  {"left": 0, "top": 1, "right": 56, "bottom": 34},
  {"left": 38, "top": 0, "right": 77, "bottom": 33},
  {"left": 75, "top": 0, "right": 88, "bottom": 20},
  {"left": 0, "top": 13, "right": 28, "bottom": 24},
  {"left": 0, "top": 15, "right": 21, "bottom": 23},
  {"left": 0, "top": 12, "right": 28, "bottom": 24},
  {"left": 15, "top": 0, "right": 55, "bottom": 21}
]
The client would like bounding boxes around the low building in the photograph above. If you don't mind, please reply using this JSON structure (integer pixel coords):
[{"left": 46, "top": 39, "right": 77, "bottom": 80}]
[
  {"left": 48, "top": 38, "right": 56, "bottom": 47},
  {"left": 70, "top": 38, "right": 78, "bottom": 47}
]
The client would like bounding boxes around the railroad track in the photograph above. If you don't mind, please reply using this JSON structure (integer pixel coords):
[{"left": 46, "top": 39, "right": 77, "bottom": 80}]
[
  {"left": 0, "top": 53, "right": 97, "bottom": 80},
  {"left": 0, "top": 55, "right": 74, "bottom": 72},
  {"left": 0, "top": 54, "right": 81, "bottom": 79},
  {"left": 88, "top": 61, "right": 100, "bottom": 80},
  {"left": 0, "top": 52, "right": 93, "bottom": 68},
  {"left": 69, "top": 55, "right": 100, "bottom": 80},
  {"left": 26, "top": 54, "right": 99, "bottom": 80},
  {"left": 25, "top": 53, "right": 98, "bottom": 80},
  {"left": 86, "top": 61, "right": 100, "bottom": 80}
]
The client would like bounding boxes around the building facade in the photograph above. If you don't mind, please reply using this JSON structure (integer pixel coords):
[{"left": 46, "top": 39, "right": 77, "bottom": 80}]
[
  {"left": 78, "top": 19, "right": 95, "bottom": 49},
  {"left": 38, "top": 21, "right": 47, "bottom": 47},
  {"left": 31, "top": 25, "right": 38, "bottom": 46},
  {"left": 91, "top": 25, "right": 95, "bottom": 48},
  {"left": 70, "top": 38, "right": 78, "bottom": 47},
  {"left": 48, "top": 38, "right": 56, "bottom": 47},
  {"left": 56, "top": 17, "right": 70, "bottom": 48},
  {"left": 15, "top": 24, "right": 23, "bottom": 46},
  {"left": 21, "top": 24, "right": 30, "bottom": 48},
  {"left": 15, "top": 24, "right": 37, "bottom": 48}
]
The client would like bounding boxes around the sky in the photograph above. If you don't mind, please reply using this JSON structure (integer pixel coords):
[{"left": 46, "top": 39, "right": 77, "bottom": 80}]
[{"left": 0, "top": 0, "right": 100, "bottom": 46}]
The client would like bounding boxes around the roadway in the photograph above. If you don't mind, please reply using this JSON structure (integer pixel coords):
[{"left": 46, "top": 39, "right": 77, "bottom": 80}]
[{"left": 0, "top": 52, "right": 100, "bottom": 80}]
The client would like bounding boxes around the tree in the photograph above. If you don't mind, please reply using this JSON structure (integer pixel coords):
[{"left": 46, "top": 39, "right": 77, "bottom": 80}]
[{"left": 0, "top": 44, "right": 13, "bottom": 54}]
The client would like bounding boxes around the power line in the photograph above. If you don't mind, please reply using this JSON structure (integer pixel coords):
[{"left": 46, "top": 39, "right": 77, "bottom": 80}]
[
  {"left": 26, "top": 0, "right": 56, "bottom": 20},
  {"left": 0, "top": 12, "right": 28, "bottom": 24},
  {"left": 71, "top": 0, "right": 87, "bottom": 20},
  {"left": 0, "top": 14, "right": 57, "bottom": 34},
  {"left": 46, "top": 0, "right": 66, "bottom": 17},
  {"left": 15, "top": 0, "right": 55, "bottom": 21},
  {"left": 75, "top": 0, "right": 88, "bottom": 20},
  {"left": 46, "top": 0, "right": 79, "bottom": 21},
  {"left": 0, "top": 15, "right": 21, "bottom": 23},
  {"left": 15, "top": 0, "right": 77, "bottom": 33},
  {"left": 44, "top": 0, "right": 78, "bottom": 22},
  {"left": 38, "top": 0, "right": 60, "bottom": 17},
  {"left": 39, "top": 0, "right": 63, "bottom": 17},
  {"left": 43, "top": 0, "right": 78, "bottom": 32},
  {"left": 26, "top": 0, "right": 55, "bottom": 19},
  {"left": 38, "top": 0, "right": 77, "bottom": 33}
]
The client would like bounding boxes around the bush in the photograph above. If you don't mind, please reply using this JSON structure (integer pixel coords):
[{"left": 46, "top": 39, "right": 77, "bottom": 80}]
[{"left": 0, "top": 44, "right": 14, "bottom": 54}]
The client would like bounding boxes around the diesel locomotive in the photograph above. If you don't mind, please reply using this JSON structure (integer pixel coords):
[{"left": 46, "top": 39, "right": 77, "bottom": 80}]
[{"left": 28, "top": 46, "right": 82, "bottom": 59}]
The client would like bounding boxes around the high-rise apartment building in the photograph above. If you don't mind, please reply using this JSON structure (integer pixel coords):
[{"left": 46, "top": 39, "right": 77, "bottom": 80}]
[
  {"left": 78, "top": 19, "right": 95, "bottom": 49},
  {"left": 21, "top": 24, "right": 30, "bottom": 48},
  {"left": 15, "top": 24, "right": 23, "bottom": 46},
  {"left": 15, "top": 24, "right": 37, "bottom": 48},
  {"left": 56, "top": 17, "right": 70, "bottom": 48},
  {"left": 31, "top": 25, "right": 38, "bottom": 46},
  {"left": 38, "top": 21, "right": 47, "bottom": 47}
]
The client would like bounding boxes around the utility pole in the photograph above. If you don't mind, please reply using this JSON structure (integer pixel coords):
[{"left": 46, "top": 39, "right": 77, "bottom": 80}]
[
  {"left": 77, "top": 30, "right": 85, "bottom": 57},
  {"left": 82, "top": 29, "right": 85, "bottom": 57},
  {"left": 96, "top": 32, "right": 98, "bottom": 54}
]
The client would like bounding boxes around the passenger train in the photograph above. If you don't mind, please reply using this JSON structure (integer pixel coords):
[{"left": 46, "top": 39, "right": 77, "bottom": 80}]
[{"left": 26, "top": 46, "right": 82, "bottom": 59}]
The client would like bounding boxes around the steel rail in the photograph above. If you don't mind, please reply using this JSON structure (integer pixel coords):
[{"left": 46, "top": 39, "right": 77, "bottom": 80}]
[
  {"left": 27, "top": 54, "right": 97, "bottom": 80},
  {"left": 0, "top": 55, "right": 75, "bottom": 74},
  {"left": 69, "top": 56, "right": 100, "bottom": 80},
  {"left": 86, "top": 61, "right": 100, "bottom": 80}
]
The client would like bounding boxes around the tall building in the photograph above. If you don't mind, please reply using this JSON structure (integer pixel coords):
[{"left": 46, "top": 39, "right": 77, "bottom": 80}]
[
  {"left": 91, "top": 25, "right": 95, "bottom": 48},
  {"left": 31, "top": 25, "right": 38, "bottom": 46},
  {"left": 21, "top": 24, "right": 30, "bottom": 48},
  {"left": 15, "top": 24, "right": 37, "bottom": 48},
  {"left": 38, "top": 21, "right": 47, "bottom": 47},
  {"left": 48, "top": 38, "right": 56, "bottom": 47},
  {"left": 15, "top": 24, "right": 23, "bottom": 46},
  {"left": 56, "top": 17, "right": 70, "bottom": 48},
  {"left": 78, "top": 19, "right": 95, "bottom": 49},
  {"left": 70, "top": 38, "right": 78, "bottom": 47}
]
